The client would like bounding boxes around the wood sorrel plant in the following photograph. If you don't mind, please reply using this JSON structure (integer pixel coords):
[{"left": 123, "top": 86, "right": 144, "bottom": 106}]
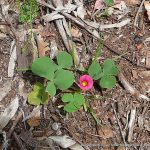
[{"left": 28, "top": 51, "right": 119, "bottom": 112}]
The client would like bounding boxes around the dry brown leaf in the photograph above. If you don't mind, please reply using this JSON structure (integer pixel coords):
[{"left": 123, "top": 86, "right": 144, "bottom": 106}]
[
  {"left": 36, "top": 34, "right": 50, "bottom": 56},
  {"left": 71, "top": 27, "right": 82, "bottom": 38},
  {"left": 27, "top": 116, "right": 41, "bottom": 127},
  {"left": 125, "top": 0, "right": 139, "bottom": 5},
  {"left": 144, "top": 1, "right": 150, "bottom": 20},
  {"left": 40, "top": 30, "right": 56, "bottom": 38},
  {"left": 97, "top": 125, "right": 114, "bottom": 139}
]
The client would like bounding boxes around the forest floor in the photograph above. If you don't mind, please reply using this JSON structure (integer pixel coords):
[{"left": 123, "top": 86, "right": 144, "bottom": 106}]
[{"left": 0, "top": 0, "right": 150, "bottom": 150}]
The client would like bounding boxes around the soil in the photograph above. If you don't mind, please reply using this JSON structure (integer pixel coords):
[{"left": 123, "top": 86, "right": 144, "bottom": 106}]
[{"left": 0, "top": 0, "right": 150, "bottom": 150}]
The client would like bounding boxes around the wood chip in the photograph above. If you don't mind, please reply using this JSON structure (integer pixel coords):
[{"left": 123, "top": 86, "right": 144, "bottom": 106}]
[{"left": 146, "top": 51, "right": 150, "bottom": 67}]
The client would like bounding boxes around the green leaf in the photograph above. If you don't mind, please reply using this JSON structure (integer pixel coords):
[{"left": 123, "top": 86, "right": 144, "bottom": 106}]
[
  {"left": 40, "top": 92, "right": 49, "bottom": 104},
  {"left": 28, "top": 91, "right": 41, "bottom": 105},
  {"left": 105, "top": 0, "right": 114, "bottom": 6},
  {"left": 46, "top": 82, "right": 56, "bottom": 97},
  {"left": 54, "top": 69, "right": 74, "bottom": 90},
  {"left": 62, "top": 93, "right": 74, "bottom": 102},
  {"left": 88, "top": 62, "right": 102, "bottom": 80},
  {"left": 31, "top": 56, "right": 57, "bottom": 80},
  {"left": 56, "top": 51, "right": 73, "bottom": 69},
  {"left": 73, "top": 93, "right": 85, "bottom": 107},
  {"left": 64, "top": 102, "right": 79, "bottom": 112},
  {"left": 62, "top": 93, "right": 85, "bottom": 113},
  {"left": 28, "top": 82, "right": 49, "bottom": 105},
  {"left": 102, "top": 59, "right": 119, "bottom": 76},
  {"left": 100, "top": 75, "right": 117, "bottom": 89}
]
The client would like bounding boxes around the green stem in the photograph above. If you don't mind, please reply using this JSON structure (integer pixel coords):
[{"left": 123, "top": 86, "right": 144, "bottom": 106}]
[{"left": 16, "top": 68, "right": 31, "bottom": 71}]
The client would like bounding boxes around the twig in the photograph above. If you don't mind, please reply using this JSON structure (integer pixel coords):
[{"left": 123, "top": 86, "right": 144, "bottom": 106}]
[
  {"left": 111, "top": 103, "right": 128, "bottom": 150},
  {"left": 118, "top": 72, "right": 149, "bottom": 101},
  {"left": 128, "top": 108, "right": 136, "bottom": 142},
  {"left": 104, "top": 44, "right": 150, "bottom": 70},
  {"left": 7, "top": 111, "right": 23, "bottom": 138},
  {"left": 134, "top": 0, "right": 146, "bottom": 27},
  {"left": 13, "top": 132, "right": 27, "bottom": 150}
]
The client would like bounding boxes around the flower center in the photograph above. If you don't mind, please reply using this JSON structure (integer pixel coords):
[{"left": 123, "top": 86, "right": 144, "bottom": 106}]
[{"left": 82, "top": 81, "right": 88, "bottom": 87}]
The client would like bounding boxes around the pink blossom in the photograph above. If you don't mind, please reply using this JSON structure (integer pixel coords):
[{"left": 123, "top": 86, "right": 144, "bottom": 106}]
[{"left": 79, "top": 75, "right": 93, "bottom": 91}]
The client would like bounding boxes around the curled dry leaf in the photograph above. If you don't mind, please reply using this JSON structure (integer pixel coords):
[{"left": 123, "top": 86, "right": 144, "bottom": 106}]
[
  {"left": 144, "top": 1, "right": 150, "bottom": 20},
  {"left": 97, "top": 125, "right": 114, "bottom": 139},
  {"left": 36, "top": 34, "right": 50, "bottom": 56},
  {"left": 46, "top": 135, "right": 85, "bottom": 150}
]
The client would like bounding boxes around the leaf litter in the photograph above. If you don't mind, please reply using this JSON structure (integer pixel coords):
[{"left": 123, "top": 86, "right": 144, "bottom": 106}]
[{"left": 0, "top": 0, "right": 150, "bottom": 149}]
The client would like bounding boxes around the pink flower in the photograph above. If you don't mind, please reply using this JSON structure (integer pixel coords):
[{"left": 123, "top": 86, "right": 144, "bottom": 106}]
[{"left": 79, "top": 75, "right": 93, "bottom": 91}]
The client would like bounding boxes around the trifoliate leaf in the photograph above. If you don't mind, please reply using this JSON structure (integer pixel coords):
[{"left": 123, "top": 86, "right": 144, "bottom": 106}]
[
  {"left": 88, "top": 62, "right": 102, "bottom": 80},
  {"left": 46, "top": 82, "right": 56, "bottom": 97},
  {"left": 64, "top": 102, "right": 79, "bottom": 112},
  {"left": 62, "top": 93, "right": 74, "bottom": 102},
  {"left": 62, "top": 93, "right": 85, "bottom": 112},
  {"left": 100, "top": 75, "right": 117, "bottom": 89},
  {"left": 31, "top": 56, "right": 57, "bottom": 80},
  {"left": 102, "top": 59, "right": 119, "bottom": 76},
  {"left": 54, "top": 69, "right": 74, "bottom": 90},
  {"left": 56, "top": 51, "right": 73, "bottom": 69}
]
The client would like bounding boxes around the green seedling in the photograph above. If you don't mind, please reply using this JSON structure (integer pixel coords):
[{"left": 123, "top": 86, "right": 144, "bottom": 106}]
[{"left": 19, "top": 0, "right": 39, "bottom": 24}]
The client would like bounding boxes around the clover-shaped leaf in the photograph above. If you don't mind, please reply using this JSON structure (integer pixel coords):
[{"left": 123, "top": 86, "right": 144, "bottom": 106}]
[
  {"left": 54, "top": 69, "right": 74, "bottom": 90},
  {"left": 56, "top": 51, "right": 73, "bottom": 69},
  {"left": 46, "top": 82, "right": 56, "bottom": 97},
  {"left": 31, "top": 57, "right": 57, "bottom": 80},
  {"left": 88, "top": 62, "right": 102, "bottom": 80},
  {"left": 28, "top": 82, "right": 49, "bottom": 105},
  {"left": 102, "top": 59, "right": 119, "bottom": 76},
  {"left": 62, "top": 93, "right": 85, "bottom": 112},
  {"left": 100, "top": 75, "right": 116, "bottom": 89}
]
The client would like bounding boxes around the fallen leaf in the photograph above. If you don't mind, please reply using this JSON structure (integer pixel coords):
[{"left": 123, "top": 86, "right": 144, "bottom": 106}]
[
  {"left": 71, "top": 27, "right": 82, "bottom": 38},
  {"left": 94, "top": 0, "right": 104, "bottom": 10},
  {"left": 46, "top": 135, "right": 85, "bottom": 150},
  {"left": 27, "top": 116, "right": 41, "bottom": 127},
  {"left": 97, "top": 125, "right": 114, "bottom": 139},
  {"left": 125, "top": 0, "right": 139, "bottom": 5},
  {"left": 0, "top": 96, "right": 19, "bottom": 130},
  {"left": 36, "top": 34, "right": 50, "bottom": 56},
  {"left": 144, "top": 1, "right": 150, "bottom": 20}
]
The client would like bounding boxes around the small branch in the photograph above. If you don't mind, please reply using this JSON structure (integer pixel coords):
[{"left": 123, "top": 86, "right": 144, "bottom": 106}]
[
  {"left": 13, "top": 132, "right": 27, "bottom": 150},
  {"left": 134, "top": 0, "right": 146, "bottom": 27},
  {"left": 118, "top": 72, "right": 149, "bottom": 101},
  {"left": 111, "top": 103, "right": 128, "bottom": 150},
  {"left": 128, "top": 108, "right": 136, "bottom": 142},
  {"left": 7, "top": 112, "right": 23, "bottom": 138}
]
